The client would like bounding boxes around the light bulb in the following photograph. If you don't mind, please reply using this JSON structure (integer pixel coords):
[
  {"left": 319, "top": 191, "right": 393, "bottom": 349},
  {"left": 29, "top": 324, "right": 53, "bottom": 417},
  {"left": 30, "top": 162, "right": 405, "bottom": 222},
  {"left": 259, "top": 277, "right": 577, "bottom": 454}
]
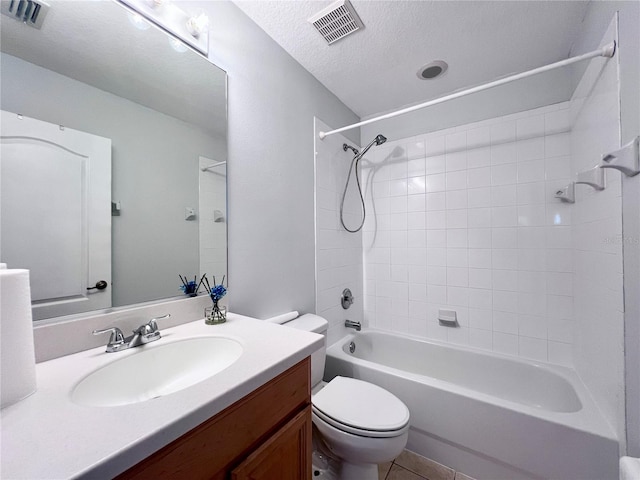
[
  {"left": 128, "top": 12, "right": 151, "bottom": 30},
  {"left": 186, "top": 12, "right": 209, "bottom": 38},
  {"left": 170, "top": 37, "right": 188, "bottom": 53}
]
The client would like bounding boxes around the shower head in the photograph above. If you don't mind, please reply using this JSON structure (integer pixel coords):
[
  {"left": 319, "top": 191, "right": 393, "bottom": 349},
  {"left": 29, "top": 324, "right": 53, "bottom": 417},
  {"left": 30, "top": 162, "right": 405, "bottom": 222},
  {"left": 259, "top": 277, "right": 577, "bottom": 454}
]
[
  {"left": 357, "top": 134, "right": 387, "bottom": 159},
  {"left": 375, "top": 134, "right": 387, "bottom": 146}
]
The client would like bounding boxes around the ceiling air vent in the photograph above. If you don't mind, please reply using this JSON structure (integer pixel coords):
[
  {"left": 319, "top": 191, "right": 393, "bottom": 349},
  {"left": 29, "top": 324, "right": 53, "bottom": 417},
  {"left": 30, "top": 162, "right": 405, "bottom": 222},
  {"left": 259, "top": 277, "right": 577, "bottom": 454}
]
[
  {"left": 308, "top": 0, "right": 364, "bottom": 45},
  {"left": 1, "top": 0, "right": 49, "bottom": 29}
]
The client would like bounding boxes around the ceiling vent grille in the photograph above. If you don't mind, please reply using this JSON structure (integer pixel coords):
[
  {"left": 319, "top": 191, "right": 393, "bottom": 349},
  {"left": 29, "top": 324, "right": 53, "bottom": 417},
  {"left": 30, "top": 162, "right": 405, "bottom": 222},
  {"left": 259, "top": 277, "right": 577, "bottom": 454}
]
[
  {"left": 1, "top": 0, "right": 49, "bottom": 29},
  {"left": 308, "top": 0, "right": 364, "bottom": 45}
]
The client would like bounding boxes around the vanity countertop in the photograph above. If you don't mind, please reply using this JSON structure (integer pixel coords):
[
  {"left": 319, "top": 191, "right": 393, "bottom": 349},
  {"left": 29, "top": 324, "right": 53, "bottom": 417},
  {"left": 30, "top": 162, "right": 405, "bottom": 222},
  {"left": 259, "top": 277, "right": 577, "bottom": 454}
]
[{"left": 0, "top": 313, "right": 322, "bottom": 479}]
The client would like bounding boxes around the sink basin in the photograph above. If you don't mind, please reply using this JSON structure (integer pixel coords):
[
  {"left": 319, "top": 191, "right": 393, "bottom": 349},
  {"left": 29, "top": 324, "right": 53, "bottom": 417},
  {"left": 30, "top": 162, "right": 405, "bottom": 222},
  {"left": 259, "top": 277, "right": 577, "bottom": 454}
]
[{"left": 71, "top": 336, "right": 243, "bottom": 407}]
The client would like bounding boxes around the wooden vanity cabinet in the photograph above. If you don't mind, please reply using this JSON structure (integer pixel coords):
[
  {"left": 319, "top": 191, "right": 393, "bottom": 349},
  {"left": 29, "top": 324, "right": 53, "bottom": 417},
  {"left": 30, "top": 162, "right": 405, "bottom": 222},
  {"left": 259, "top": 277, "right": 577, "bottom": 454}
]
[{"left": 117, "top": 357, "right": 311, "bottom": 480}]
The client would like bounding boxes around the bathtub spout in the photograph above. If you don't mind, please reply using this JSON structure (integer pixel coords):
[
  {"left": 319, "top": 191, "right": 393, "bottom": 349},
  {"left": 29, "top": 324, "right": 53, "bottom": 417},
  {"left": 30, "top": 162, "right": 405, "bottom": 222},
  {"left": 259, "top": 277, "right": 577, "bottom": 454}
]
[{"left": 345, "top": 320, "right": 361, "bottom": 331}]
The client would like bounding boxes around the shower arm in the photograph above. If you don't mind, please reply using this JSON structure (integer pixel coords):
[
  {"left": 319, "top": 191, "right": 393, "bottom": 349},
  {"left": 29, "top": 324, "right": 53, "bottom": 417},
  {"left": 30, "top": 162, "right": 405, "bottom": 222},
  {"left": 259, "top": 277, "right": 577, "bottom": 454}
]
[{"left": 318, "top": 42, "right": 616, "bottom": 140}]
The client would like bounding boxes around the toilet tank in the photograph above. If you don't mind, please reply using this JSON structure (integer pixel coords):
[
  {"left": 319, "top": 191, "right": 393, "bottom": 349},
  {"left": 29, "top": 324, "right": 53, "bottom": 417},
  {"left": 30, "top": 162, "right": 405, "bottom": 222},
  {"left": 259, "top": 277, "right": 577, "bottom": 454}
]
[{"left": 281, "top": 314, "right": 327, "bottom": 387}]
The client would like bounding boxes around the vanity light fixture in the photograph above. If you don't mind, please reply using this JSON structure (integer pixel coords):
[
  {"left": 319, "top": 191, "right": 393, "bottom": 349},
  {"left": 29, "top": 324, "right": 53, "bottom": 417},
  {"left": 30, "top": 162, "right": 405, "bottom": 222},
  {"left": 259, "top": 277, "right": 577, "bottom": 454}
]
[
  {"left": 117, "top": 0, "right": 209, "bottom": 56},
  {"left": 186, "top": 12, "right": 209, "bottom": 38}
]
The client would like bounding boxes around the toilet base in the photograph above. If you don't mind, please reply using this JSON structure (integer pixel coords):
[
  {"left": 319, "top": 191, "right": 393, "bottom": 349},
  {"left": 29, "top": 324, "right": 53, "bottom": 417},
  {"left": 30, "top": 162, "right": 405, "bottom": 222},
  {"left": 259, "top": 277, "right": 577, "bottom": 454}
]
[{"left": 340, "top": 461, "right": 378, "bottom": 480}]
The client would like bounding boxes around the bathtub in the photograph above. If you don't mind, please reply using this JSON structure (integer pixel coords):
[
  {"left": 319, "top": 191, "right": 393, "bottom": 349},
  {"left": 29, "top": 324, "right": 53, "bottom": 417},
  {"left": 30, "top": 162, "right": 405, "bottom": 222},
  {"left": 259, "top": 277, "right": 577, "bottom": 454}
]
[{"left": 324, "top": 330, "right": 618, "bottom": 480}]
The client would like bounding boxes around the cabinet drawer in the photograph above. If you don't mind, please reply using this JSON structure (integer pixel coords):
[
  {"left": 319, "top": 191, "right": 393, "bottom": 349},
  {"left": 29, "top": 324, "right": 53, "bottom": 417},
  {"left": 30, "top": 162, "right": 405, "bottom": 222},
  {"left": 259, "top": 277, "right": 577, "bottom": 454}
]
[
  {"left": 117, "top": 357, "right": 310, "bottom": 480},
  {"left": 231, "top": 406, "right": 311, "bottom": 480}
]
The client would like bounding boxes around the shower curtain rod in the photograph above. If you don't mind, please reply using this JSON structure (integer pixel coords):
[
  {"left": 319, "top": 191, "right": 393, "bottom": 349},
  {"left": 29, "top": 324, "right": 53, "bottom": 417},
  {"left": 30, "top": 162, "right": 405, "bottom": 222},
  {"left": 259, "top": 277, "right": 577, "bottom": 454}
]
[
  {"left": 318, "top": 42, "right": 616, "bottom": 140},
  {"left": 201, "top": 161, "right": 227, "bottom": 171}
]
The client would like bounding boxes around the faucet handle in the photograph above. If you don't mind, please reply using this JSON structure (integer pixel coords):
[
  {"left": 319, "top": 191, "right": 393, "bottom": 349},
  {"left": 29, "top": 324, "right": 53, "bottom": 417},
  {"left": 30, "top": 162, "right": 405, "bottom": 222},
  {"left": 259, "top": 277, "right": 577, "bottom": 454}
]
[
  {"left": 93, "top": 327, "right": 126, "bottom": 346},
  {"left": 147, "top": 313, "right": 171, "bottom": 332}
]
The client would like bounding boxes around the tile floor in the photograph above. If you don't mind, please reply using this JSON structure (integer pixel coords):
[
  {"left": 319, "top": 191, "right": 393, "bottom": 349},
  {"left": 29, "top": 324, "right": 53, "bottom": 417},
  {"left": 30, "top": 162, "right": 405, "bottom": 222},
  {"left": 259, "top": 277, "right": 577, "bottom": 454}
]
[{"left": 379, "top": 450, "right": 476, "bottom": 480}]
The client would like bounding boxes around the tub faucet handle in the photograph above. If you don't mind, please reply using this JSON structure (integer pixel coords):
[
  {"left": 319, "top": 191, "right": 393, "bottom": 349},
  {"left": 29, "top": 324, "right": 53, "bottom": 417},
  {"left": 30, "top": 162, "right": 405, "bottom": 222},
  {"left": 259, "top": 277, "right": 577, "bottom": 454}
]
[{"left": 345, "top": 319, "right": 361, "bottom": 331}]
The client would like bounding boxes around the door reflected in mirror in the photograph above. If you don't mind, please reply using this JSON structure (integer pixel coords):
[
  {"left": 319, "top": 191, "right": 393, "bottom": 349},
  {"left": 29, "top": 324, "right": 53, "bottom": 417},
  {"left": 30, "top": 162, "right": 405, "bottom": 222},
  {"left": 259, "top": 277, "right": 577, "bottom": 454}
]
[{"left": 0, "top": 0, "right": 227, "bottom": 321}]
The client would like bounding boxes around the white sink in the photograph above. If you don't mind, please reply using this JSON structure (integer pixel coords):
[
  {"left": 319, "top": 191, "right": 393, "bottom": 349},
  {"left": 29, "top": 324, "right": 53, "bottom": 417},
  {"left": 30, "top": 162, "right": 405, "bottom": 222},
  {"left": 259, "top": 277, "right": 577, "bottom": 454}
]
[{"left": 71, "top": 337, "right": 243, "bottom": 407}]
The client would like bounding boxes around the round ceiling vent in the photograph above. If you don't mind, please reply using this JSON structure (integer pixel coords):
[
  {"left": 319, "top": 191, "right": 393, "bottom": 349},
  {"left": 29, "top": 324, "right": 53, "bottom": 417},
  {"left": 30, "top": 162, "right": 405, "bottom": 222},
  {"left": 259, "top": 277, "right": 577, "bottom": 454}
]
[{"left": 417, "top": 60, "right": 448, "bottom": 80}]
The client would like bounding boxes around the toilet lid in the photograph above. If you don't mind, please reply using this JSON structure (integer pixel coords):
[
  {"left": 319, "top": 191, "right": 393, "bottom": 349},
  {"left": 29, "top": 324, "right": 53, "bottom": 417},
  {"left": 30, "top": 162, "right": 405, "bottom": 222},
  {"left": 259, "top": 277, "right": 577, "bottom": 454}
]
[{"left": 312, "top": 376, "right": 410, "bottom": 434}]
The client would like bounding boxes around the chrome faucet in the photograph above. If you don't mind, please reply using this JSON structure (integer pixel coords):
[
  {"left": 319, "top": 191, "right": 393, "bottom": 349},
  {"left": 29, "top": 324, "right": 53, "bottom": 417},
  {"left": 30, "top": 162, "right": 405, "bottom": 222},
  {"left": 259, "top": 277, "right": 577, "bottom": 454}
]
[
  {"left": 93, "top": 314, "right": 170, "bottom": 353},
  {"left": 345, "top": 319, "right": 361, "bottom": 331}
]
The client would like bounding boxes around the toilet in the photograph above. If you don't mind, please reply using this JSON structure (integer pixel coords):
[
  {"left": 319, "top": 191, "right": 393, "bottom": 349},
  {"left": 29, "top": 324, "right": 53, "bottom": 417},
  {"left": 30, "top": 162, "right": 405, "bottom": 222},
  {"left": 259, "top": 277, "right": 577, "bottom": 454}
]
[{"left": 281, "top": 314, "right": 409, "bottom": 480}]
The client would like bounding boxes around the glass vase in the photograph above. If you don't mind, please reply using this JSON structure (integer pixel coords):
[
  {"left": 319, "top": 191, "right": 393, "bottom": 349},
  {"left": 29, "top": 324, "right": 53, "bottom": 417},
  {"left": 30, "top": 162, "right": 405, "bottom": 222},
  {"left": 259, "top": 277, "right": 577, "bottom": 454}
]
[{"left": 205, "top": 301, "right": 227, "bottom": 325}]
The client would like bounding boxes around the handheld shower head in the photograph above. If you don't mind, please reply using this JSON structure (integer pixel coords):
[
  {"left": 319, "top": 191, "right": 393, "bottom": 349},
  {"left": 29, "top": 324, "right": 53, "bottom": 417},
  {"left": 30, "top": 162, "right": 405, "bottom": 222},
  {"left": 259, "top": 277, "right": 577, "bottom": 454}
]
[
  {"left": 340, "top": 133, "right": 388, "bottom": 234},
  {"left": 375, "top": 134, "right": 387, "bottom": 146},
  {"left": 357, "top": 134, "right": 387, "bottom": 159}
]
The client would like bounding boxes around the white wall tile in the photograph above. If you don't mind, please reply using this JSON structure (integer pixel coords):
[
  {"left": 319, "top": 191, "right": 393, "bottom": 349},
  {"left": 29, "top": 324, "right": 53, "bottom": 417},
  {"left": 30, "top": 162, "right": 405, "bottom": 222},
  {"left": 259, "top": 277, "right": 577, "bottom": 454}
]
[
  {"left": 426, "top": 135, "right": 446, "bottom": 156},
  {"left": 491, "top": 122, "right": 516, "bottom": 144},
  {"left": 517, "top": 137, "right": 545, "bottom": 162},
  {"left": 493, "top": 332, "right": 518, "bottom": 355},
  {"left": 519, "top": 336, "right": 548, "bottom": 361},
  {"left": 545, "top": 109, "right": 571, "bottom": 135},
  {"left": 446, "top": 171, "right": 467, "bottom": 190},
  {"left": 545, "top": 132, "right": 570, "bottom": 157},
  {"left": 425, "top": 154, "right": 446, "bottom": 175},
  {"left": 468, "top": 208, "right": 492, "bottom": 228},
  {"left": 491, "top": 185, "right": 517, "bottom": 207},
  {"left": 467, "top": 127, "right": 491, "bottom": 149},
  {"left": 467, "top": 146, "right": 491, "bottom": 169},
  {"left": 517, "top": 115, "right": 545, "bottom": 140},
  {"left": 517, "top": 159, "right": 546, "bottom": 183},
  {"left": 407, "top": 140, "right": 425, "bottom": 160},
  {"left": 426, "top": 192, "right": 446, "bottom": 211},
  {"left": 491, "top": 142, "right": 517, "bottom": 165},
  {"left": 468, "top": 228, "right": 492, "bottom": 249},
  {"left": 491, "top": 164, "right": 518, "bottom": 185},
  {"left": 468, "top": 249, "right": 492, "bottom": 268},
  {"left": 360, "top": 102, "right": 577, "bottom": 365},
  {"left": 446, "top": 209, "right": 468, "bottom": 228},
  {"left": 446, "top": 190, "right": 468, "bottom": 210},
  {"left": 426, "top": 173, "right": 446, "bottom": 192},
  {"left": 548, "top": 340, "right": 572, "bottom": 367},
  {"left": 468, "top": 187, "right": 492, "bottom": 207}
]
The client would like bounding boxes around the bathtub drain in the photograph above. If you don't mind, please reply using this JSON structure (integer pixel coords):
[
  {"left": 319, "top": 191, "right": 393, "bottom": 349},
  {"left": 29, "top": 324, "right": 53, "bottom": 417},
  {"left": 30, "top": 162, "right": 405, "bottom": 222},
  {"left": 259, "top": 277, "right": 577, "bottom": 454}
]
[{"left": 349, "top": 341, "right": 356, "bottom": 353}]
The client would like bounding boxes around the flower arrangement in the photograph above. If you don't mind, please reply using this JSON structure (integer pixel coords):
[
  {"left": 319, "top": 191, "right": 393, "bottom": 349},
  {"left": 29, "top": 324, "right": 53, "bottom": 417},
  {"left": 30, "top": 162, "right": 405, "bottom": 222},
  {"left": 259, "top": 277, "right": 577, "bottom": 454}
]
[
  {"left": 204, "top": 275, "right": 227, "bottom": 324},
  {"left": 179, "top": 275, "right": 199, "bottom": 296}
]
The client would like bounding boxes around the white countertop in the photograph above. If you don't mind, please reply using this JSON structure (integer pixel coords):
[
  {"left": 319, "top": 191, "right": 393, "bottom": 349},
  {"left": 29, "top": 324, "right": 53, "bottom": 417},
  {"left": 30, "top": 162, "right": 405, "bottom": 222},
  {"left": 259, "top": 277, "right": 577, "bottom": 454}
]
[{"left": 1, "top": 314, "right": 323, "bottom": 479}]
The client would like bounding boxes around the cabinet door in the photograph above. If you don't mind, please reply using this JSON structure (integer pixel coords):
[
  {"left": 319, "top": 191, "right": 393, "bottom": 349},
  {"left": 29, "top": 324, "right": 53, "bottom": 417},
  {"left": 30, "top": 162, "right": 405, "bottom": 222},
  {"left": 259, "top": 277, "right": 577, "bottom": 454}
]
[{"left": 231, "top": 406, "right": 311, "bottom": 480}]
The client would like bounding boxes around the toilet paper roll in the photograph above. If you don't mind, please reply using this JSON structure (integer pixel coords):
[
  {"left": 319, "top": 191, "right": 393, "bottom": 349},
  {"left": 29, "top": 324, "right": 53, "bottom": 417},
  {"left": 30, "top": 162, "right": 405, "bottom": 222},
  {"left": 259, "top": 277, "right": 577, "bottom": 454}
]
[{"left": 1, "top": 268, "right": 37, "bottom": 408}]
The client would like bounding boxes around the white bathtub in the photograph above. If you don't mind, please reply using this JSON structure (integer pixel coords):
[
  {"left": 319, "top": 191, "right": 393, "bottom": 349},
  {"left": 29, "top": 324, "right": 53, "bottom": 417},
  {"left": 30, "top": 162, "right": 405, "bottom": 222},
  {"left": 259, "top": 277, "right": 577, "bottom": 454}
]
[{"left": 324, "top": 330, "right": 619, "bottom": 480}]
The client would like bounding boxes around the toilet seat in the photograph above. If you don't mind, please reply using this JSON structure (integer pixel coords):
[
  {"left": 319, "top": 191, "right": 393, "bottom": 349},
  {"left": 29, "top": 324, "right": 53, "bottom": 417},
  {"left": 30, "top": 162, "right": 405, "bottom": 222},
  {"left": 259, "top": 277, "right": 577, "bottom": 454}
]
[{"left": 312, "top": 376, "right": 410, "bottom": 438}]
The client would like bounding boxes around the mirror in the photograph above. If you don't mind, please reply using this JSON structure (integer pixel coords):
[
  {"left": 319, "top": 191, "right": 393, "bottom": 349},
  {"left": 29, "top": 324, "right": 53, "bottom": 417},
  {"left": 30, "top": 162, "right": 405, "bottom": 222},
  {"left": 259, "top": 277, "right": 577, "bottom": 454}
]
[{"left": 0, "top": 0, "right": 227, "bottom": 321}]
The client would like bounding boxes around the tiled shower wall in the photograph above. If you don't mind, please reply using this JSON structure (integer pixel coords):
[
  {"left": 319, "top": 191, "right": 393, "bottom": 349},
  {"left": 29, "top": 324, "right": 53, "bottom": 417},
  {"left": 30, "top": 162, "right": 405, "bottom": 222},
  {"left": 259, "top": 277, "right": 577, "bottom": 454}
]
[
  {"left": 315, "top": 118, "right": 364, "bottom": 347},
  {"left": 362, "top": 103, "right": 575, "bottom": 366},
  {"left": 199, "top": 157, "right": 227, "bottom": 284}
]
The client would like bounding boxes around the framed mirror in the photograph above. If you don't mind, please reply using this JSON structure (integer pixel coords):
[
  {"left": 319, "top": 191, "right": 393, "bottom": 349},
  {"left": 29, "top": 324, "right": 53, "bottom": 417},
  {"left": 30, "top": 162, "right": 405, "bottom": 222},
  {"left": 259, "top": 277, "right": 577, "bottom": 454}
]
[{"left": 0, "top": 0, "right": 227, "bottom": 321}]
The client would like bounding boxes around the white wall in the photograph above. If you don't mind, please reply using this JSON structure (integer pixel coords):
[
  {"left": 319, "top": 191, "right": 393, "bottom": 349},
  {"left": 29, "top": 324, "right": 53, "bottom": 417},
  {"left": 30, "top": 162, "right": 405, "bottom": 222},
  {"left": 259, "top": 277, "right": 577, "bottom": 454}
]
[
  {"left": 362, "top": 68, "right": 572, "bottom": 142},
  {"left": 314, "top": 118, "right": 364, "bottom": 347},
  {"left": 569, "top": 10, "right": 633, "bottom": 455},
  {"left": 569, "top": 0, "right": 640, "bottom": 457},
  {"left": 196, "top": 1, "right": 360, "bottom": 319},
  {"left": 361, "top": 102, "right": 575, "bottom": 365},
  {"left": 0, "top": 53, "right": 224, "bottom": 307}
]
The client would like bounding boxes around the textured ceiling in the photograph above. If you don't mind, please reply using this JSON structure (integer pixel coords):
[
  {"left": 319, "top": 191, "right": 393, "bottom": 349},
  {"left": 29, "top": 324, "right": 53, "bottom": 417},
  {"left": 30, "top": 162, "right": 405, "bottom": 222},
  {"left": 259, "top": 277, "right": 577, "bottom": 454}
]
[
  {"left": 1, "top": 0, "right": 226, "bottom": 136},
  {"left": 234, "top": 0, "right": 590, "bottom": 119}
]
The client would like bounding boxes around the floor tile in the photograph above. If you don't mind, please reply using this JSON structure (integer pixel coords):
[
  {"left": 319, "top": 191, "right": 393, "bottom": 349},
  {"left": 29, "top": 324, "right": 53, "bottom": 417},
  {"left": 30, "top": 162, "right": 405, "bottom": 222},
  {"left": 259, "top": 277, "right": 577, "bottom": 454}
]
[
  {"left": 394, "top": 450, "right": 455, "bottom": 480},
  {"left": 379, "top": 460, "right": 393, "bottom": 479},
  {"left": 454, "top": 472, "right": 476, "bottom": 480},
  {"left": 386, "top": 464, "right": 425, "bottom": 480}
]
